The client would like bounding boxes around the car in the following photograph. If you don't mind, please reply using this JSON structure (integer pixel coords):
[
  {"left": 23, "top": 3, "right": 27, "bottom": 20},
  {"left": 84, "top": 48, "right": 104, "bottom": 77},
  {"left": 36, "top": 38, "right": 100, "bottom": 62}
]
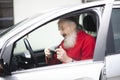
[{"left": 0, "top": 0, "right": 120, "bottom": 80}]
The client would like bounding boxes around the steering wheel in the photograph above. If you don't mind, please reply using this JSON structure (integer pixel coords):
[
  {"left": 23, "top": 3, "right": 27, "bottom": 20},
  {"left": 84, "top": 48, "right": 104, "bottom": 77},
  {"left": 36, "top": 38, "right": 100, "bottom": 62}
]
[{"left": 23, "top": 38, "right": 37, "bottom": 66}]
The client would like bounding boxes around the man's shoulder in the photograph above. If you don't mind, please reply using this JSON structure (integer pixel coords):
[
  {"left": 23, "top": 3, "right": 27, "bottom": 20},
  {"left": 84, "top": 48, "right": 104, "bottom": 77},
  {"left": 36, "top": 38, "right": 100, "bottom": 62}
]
[
  {"left": 77, "top": 30, "right": 95, "bottom": 42},
  {"left": 77, "top": 30, "right": 93, "bottom": 38}
]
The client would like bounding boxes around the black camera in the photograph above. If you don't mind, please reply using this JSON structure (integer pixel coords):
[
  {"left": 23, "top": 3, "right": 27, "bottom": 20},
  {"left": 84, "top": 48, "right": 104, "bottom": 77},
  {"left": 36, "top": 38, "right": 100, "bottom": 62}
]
[
  {"left": 50, "top": 49, "right": 56, "bottom": 54},
  {"left": 49, "top": 49, "right": 56, "bottom": 58}
]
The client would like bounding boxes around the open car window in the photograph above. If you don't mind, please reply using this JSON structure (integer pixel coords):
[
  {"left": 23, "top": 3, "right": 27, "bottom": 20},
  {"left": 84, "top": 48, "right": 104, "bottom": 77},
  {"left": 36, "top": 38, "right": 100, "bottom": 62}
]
[
  {"left": 11, "top": 9, "right": 99, "bottom": 72},
  {"left": 11, "top": 19, "right": 63, "bottom": 71}
]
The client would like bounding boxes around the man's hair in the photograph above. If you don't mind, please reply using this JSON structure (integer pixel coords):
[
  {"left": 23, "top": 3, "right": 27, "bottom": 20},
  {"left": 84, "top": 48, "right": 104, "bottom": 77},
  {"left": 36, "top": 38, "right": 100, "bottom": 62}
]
[{"left": 58, "top": 17, "right": 82, "bottom": 30}]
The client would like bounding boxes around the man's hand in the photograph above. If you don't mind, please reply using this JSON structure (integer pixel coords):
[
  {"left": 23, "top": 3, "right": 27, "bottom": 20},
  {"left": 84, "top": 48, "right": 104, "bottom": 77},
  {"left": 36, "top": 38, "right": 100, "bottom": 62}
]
[
  {"left": 44, "top": 48, "right": 52, "bottom": 58},
  {"left": 56, "top": 46, "right": 72, "bottom": 63}
]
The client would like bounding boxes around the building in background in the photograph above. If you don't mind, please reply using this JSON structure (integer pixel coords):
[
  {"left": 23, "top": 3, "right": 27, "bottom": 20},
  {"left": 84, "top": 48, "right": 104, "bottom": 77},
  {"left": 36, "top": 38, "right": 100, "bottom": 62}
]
[{"left": 0, "top": 0, "right": 13, "bottom": 29}]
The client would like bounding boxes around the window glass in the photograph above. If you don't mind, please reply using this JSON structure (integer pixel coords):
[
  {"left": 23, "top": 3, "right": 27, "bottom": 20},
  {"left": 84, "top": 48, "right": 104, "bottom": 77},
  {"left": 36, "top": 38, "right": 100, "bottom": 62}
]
[{"left": 111, "top": 8, "right": 120, "bottom": 52}]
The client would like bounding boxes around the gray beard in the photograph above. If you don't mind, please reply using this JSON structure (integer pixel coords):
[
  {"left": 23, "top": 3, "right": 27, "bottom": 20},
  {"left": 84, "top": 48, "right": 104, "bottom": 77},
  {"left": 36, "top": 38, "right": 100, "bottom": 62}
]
[{"left": 63, "top": 32, "right": 77, "bottom": 49}]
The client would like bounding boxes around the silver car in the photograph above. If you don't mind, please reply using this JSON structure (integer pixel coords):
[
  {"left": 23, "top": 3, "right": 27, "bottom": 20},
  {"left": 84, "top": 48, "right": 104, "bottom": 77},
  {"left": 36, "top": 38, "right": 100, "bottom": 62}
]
[{"left": 0, "top": 0, "right": 120, "bottom": 80}]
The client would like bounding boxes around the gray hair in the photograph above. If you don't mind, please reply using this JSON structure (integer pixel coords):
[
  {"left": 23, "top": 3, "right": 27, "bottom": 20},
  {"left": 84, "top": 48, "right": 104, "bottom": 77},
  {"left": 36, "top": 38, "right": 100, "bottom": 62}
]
[{"left": 58, "top": 17, "right": 82, "bottom": 30}]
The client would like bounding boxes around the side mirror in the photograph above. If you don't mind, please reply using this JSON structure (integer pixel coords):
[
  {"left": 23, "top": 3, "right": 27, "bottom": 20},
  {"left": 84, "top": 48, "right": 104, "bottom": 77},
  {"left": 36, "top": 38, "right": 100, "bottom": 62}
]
[{"left": 0, "top": 59, "right": 10, "bottom": 77}]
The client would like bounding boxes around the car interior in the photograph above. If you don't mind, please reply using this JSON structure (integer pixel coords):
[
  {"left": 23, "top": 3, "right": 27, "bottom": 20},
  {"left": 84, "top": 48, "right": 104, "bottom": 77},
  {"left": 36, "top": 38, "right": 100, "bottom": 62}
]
[{"left": 10, "top": 10, "right": 99, "bottom": 72}]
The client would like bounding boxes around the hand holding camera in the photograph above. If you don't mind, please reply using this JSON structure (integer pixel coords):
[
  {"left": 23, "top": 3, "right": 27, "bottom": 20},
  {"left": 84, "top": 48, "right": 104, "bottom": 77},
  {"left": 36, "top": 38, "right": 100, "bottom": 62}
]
[{"left": 44, "top": 48, "right": 56, "bottom": 58}]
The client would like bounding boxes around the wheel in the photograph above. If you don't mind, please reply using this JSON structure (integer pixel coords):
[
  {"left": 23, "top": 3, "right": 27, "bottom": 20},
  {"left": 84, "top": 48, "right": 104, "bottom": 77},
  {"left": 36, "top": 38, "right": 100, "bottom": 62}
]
[{"left": 23, "top": 38, "right": 37, "bottom": 66}]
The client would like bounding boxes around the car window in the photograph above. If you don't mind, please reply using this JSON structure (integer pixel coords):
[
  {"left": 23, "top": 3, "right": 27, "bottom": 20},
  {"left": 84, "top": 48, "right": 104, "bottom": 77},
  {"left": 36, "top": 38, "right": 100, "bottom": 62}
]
[
  {"left": 110, "top": 8, "right": 120, "bottom": 53},
  {"left": 14, "top": 20, "right": 63, "bottom": 54},
  {"left": 11, "top": 10, "right": 98, "bottom": 72},
  {"left": 11, "top": 20, "right": 63, "bottom": 71}
]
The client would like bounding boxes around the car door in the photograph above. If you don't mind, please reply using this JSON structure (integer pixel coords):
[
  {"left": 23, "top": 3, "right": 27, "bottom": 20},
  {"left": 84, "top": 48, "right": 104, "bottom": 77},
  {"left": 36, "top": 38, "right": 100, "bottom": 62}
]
[
  {"left": 105, "top": 3, "right": 120, "bottom": 80},
  {"left": 0, "top": 0, "right": 114, "bottom": 80}
]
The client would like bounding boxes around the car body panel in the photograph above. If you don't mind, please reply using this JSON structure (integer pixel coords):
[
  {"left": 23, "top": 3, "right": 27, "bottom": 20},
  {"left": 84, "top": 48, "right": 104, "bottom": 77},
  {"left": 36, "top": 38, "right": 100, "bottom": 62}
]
[
  {"left": 94, "top": 0, "right": 114, "bottom": 61},
  {"left": 1, "top": 60, "right": 104, "bottom": 80},
  {"left": 106, "top": 54, "right": 120, "bottom": 80}
]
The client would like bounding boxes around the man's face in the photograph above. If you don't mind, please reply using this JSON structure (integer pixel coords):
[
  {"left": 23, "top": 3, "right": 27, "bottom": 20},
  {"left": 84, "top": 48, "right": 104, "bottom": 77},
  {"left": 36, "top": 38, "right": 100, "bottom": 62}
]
[
  {"left": 58, "top": 20, "right": 75, "bottom": 39},
  {"left": 58, "top": 20, "right": 77, "bottom": 48}
]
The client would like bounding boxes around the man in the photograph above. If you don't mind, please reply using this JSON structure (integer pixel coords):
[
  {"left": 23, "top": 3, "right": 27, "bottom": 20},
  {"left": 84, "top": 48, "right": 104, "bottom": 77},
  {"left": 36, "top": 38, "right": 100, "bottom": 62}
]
[{"left": 45, "top": 16, "right": 96, "bottom": 64}]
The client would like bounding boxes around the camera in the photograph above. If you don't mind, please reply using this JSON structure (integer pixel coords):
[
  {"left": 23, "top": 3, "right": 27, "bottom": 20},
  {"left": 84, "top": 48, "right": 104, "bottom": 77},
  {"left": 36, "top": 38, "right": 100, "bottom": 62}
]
[
  {"left": 49, "top": 49, "right": 56, "bottom": 54},
  {"left": 49, "top": 49, "right": 56, "bottom": 58}
]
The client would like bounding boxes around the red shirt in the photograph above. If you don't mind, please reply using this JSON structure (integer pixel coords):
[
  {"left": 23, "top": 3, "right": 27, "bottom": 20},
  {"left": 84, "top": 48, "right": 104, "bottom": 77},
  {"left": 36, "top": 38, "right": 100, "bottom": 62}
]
[{"left": 47, "top": 30, "right": 96, "bottom": 65}]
